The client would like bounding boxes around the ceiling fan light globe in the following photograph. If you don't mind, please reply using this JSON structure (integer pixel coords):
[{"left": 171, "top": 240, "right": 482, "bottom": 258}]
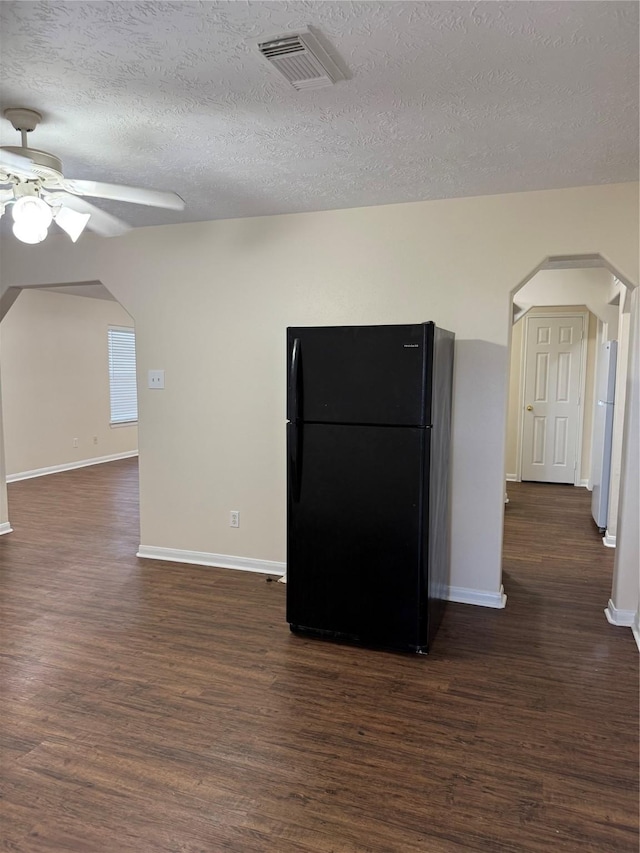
[
  {"left": 11, "top": 195, "right": 53, "bottom": 229},
  {"left": 54, "top": 206, "right": 91, "bottom": 242},
  {"left": 12, "top": 219, "right": 48, "bottom": 244}
]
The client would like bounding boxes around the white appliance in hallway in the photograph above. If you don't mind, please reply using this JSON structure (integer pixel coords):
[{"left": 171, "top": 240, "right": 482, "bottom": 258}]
[{"left": 591, "top": 341, "right": 617, "bottom": 532}]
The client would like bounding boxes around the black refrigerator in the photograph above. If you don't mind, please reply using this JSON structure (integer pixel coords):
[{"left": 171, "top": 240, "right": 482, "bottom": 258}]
[{"left": 286, "top": 322, "right": 455, "bottom": 654}]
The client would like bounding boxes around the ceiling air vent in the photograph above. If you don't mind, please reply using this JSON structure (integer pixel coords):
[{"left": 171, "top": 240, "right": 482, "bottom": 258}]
[{"left": 258, "top": 30, "right": 344, "bottom": 91}]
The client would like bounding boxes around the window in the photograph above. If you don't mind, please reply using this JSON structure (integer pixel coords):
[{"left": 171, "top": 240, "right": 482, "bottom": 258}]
[{"left": 108, "top": 326, "right": 138, "bottom": 425}]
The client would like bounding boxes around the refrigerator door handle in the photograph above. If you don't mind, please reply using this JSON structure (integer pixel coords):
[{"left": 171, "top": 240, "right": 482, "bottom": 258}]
[
  {"left": 288, "top": 337, "right": 301, "bottom": 423},
  {"left": 289, "top": 421, "right": 302, "bottom": 502}
]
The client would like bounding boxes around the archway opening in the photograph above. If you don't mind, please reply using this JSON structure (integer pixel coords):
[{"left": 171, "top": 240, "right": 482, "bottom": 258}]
[
  {"left": 502, "top": 254, "right": 637, "bottom": 629},
  {"left": 0, "top": 280, "right": 140, "bottom": 552}
]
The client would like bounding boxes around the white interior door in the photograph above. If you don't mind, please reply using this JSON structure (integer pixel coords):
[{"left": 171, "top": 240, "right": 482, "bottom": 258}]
[{"left": 521, "top": 315, "right": 584, "bottom": 484}]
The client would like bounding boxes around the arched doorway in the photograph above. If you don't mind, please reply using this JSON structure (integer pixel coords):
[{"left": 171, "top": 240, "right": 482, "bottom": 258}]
[
  {"left": 503, "top": 254, "right": 638, "bottom": 634},
  {"left": 0, "top": 280, "right": 140, "bottom": 546}
]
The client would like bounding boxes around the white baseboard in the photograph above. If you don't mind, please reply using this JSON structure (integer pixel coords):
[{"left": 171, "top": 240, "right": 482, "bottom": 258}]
[
  {"left": 602, "top": 529, "right": 616, "bottom": 548},
  {"left": 446, "top": 584, "right": 507, "bottom": 609},
  {"left": 0, "top": 521, "right": 13, "bottom": 536},
  {"left": 604, "top": 599, "right": 636, "bottom": 627},
  {"left": 6, "top": 451, "right": 138, "bottom": 483},
  {"left": 136, "top": 549, "right": 507, "bottom": 608},
  {"left": 505, "top": 475, "right": 588, "bottom": 489},
  {"left": 136, "top": 545, "right": 286, "bottom": 577},
  {"left": 632, "top": 622, "right": 640, "bottom": 653}
]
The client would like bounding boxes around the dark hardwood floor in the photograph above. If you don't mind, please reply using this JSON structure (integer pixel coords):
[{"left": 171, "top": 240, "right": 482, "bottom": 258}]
[{"left": 1, "top": 461, "right": 638, "bottom": 852}]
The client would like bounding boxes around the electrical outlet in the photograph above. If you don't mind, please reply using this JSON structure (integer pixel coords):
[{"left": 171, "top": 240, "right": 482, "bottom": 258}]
[
  {"left": 72, "top": 438, "right": 79, "bottom": 448},
  {"left": 230, "top": 511, "right": 240, "bottom": 528}
]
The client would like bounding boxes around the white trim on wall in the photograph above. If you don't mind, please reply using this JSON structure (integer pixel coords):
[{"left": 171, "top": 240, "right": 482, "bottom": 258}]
[
  {"left": 6, "top": 450, "right": 139, "bottom": 483},
  {"left": 602, "top": 530, "right": 616, "bottom": 548},
  {"left": 135, "top": 548, "right": 508, "bottom": 610},
  {"left": 446, "top": 584, "right": 507, "bottom": 609},
  {"left": 604, "top": 599, "right": 635, "bottom": 627},
  {"left": 516, "top": 311, "right": 589, "bottom": 486},
  {"left": 0, "top": 522, "right": 13, "bottom": 536},
  {"left": 136, "top": 545, "right": 286, "bottom": 577}
]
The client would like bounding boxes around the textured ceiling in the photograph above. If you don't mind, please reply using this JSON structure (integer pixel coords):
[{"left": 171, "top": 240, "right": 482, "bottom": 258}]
[{"left": 0, "top": 1, "right": 638, "bottom": 229}]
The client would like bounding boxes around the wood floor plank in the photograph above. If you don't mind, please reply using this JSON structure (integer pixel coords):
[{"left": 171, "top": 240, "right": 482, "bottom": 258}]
[{"left": 1, "top": 462, "right": 637, "bottom": 852}]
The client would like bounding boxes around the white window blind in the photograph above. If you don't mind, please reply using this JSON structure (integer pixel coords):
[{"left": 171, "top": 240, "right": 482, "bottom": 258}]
[{"left": 108, "top": 327, "right": 138, "bottom": 424}]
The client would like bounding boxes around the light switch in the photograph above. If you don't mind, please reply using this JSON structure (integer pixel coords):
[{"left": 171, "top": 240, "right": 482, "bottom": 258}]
[{"left": 148, "top": 370, "right": 165, "bottom": 389}]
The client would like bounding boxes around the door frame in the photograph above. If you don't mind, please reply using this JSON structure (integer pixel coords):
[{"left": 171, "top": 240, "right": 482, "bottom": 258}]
[{"left": 515, "top": 310, "right": 589, "bottom": 486}]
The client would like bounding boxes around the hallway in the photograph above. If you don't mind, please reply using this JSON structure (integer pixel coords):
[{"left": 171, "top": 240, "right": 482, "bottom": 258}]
[{"left": 503, "top": 480, "right": 623, "bottom": 645}]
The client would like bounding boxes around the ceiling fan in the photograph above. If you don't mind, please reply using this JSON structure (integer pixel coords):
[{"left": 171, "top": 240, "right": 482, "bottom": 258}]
[{"left": 0, "top": 108, "right": 185, "bottom": 244}]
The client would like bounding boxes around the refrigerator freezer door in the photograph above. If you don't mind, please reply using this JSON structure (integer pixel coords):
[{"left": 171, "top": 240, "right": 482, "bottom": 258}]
[
  {"left": 287, "top": 423, "right": 429, "bottom": 652},
  {"left": 287, "top": 324, "right": 434, "bottom": 426}
]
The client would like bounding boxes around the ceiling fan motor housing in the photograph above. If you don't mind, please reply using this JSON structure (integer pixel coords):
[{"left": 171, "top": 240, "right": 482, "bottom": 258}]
[{"left": 4, "top": 108, "right": 42, "bottom": 133}]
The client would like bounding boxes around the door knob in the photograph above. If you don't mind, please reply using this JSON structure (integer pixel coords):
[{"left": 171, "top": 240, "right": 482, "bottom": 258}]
[{"left": 526, "top": 405, "right": 533, "bottom": 411}]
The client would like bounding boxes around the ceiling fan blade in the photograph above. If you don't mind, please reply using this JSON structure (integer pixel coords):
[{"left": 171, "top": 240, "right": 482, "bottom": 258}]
[
  {"left": 63, "top": 179, "right": 185, "bottom": 211},
  {"left": 44, "top": 191, "right": 131, "bottom": 238},
  {"left": 0, "top": 147, "right": 38, "bottom": 178}
]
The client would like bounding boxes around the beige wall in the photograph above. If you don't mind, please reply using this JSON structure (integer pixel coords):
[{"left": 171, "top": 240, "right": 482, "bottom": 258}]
[
  {"left": 505, "top": 305, "right": 597, "bottom": 482},
  {"left": 0, "top": 288, "right": 137, "bottom": 476},
  {"left": 612, "top": 285, "right": 639, "bottom": 618},
  {"left": 0, "top": 182, "right": 638, "bottom": 600},
  {"left": 0, "top": 369, "right": 8, "bottom": 532},
  {"left": 606, "top": 292, "right": 632, "bottom": 542},
  {"left": 506, "top": 318, "right": 524, "bottom": 478}
]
